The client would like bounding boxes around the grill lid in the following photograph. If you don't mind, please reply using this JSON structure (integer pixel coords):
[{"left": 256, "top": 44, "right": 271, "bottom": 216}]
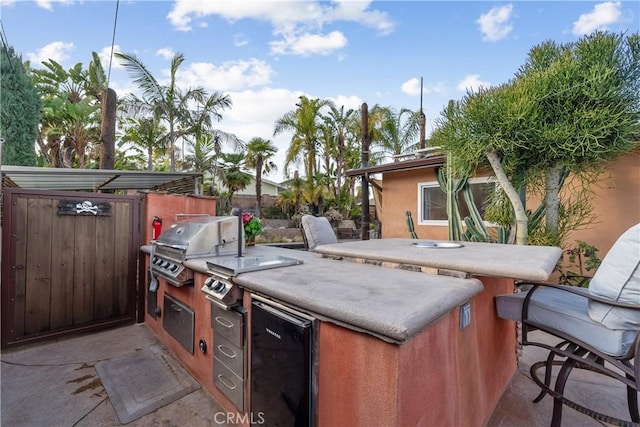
[{"left": 155, "top": 216, "right": 241, "bottom": 259}]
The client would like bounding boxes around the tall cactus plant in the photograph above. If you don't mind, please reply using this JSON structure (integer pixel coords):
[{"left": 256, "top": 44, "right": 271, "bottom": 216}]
[
  {"left": 437, "top": 167, "right": 509, "bottom": 243},
  {"left": 405, "top": 210, "right": 418, "bottom": 239},
  {"left": 436, "top": 167, "right": 467, "bottom": 241}
]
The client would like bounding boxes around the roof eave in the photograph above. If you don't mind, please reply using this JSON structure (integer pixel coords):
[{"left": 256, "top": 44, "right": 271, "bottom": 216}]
[{"left": 345, "top": 155, "right": 446, "bottom": 177}]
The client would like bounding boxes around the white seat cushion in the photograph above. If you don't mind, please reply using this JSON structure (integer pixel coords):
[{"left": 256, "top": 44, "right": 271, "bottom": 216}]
[
  {"left": 588, "top": 223, "right": 640, "bottom": 329},
  {"left": 496, "top": 287, "right": 638, "bottom": 357},
  {"left": 301, "top": 215, "right": 338, "bottom": 251}
]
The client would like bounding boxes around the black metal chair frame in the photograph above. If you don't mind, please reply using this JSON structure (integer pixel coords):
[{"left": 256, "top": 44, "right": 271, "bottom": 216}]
[{"left": 520, "top": 281, "right": 640, "bottom": 427}]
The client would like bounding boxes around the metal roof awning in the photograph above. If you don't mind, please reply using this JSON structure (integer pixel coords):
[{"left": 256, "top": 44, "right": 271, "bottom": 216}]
[
  {"left": 0, "top": 166, "right": 203, "bottom": 192},
  {"left": 345, "top": 155, "right": 446, "bottom": 177}
]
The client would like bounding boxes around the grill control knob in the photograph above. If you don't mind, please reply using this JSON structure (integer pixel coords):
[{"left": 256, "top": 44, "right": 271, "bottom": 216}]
[
  {"left": 204, "top": 277, "right": 216, "bottom": 288},
  {"left": 213, "top": 281, "right": 226, "bottom": 293},
  {"left": 162, "top": 261, "right": 171, "bottom": 268},
  {"left": 169, "top": 265, "right": 179, "bottom": 272}
]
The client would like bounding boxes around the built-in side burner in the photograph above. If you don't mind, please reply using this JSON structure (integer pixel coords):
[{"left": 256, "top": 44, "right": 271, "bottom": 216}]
[
  {"left": 201, "top": 255, "right": 303, "bottom": 310},
  {"left": 206, "top": 255, "right": 303, "bottom": 276}
]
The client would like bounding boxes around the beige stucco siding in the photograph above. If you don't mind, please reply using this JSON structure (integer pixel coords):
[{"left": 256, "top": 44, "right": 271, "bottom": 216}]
[{"left": 379, "top": 147, "right": 639, "bottom": 258}]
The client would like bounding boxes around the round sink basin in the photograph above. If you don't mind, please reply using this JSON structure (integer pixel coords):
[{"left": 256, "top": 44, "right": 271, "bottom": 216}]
[{"left": 411, "top": 241, "right": 464, "bottom": 249}]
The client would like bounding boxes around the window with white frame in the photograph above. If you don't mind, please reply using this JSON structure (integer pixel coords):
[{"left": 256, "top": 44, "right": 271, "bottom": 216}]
[{"left": 417, "top": 177, "right": 496, "bottom": 225}]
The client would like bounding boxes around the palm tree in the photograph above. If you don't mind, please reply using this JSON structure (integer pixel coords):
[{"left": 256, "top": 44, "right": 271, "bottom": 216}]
[
  {"left": 116, "top": 51, "right": 216, "bottom": 171},
  {"left": 321, "top": 104, "right": 357, "bottom": 206},
  {"left": 370, "top": 106, "right": 421, "bottom": 162},
  {"left": 274, "top": 95, "right": 331, "bottom": 178},
  {"left": 218, "top": 152, "right": 252, "bottom": 202},
  {"left": 245, "top": 137, "right": 278, "bottom": 217},
  {"left": 29, "top": 59, "right": 103, "bottom": 168},
  {"left": 119, "top": 116, "right": 167, "bottom": 171},
  {"left": 182, "top": 93, "right": 241, "bottom": 187},
  {"left": 183, "top": 133, "right": 222, "bottom": 194}
]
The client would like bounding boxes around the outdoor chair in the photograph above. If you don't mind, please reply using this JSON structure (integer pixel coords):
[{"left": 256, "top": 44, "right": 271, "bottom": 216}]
[
  {"left": 300, "top": 215, "right": 338, "bottom": 251},
  {"left": 495, "top": 223, "right": 640, "bottom": 426}
]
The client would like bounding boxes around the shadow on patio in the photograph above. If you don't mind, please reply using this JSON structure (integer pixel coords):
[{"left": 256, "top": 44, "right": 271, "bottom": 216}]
[{"left": 0, "top": 323, "right": 633, "bottom": 426}]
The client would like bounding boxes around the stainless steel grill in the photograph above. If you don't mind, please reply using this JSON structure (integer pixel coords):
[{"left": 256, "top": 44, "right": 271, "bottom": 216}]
[{"left": 150, "top": 216, "right": 241, "bottom": 287}]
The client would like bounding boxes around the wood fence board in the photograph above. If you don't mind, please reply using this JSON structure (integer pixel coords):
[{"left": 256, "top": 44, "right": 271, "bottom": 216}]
[
  {"left": 94, "top": 211, "right": 115, "bottom": 320},
  {"left": 113, "top": 202, "right": 130, "bottom": 316},
  {"left": 24, "top": 198, "right": 53, "bottom": 334},
  {"left": 13, "top": 197, "right": 28, "bottom": 339},
  {"left": 49, "top": 211, "right": 76, "bottom": 329},
  {"left": 73, "top": 215, "right": 96, "bottom": 324}
]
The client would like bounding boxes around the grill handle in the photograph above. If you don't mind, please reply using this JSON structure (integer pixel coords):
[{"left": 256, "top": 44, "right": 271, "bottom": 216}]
[
  {"left": 205, "top": 294, "right": 235, "bottom": 311},
  {"left": 154, "top": 241, "right": 188, "bottom": 251}
]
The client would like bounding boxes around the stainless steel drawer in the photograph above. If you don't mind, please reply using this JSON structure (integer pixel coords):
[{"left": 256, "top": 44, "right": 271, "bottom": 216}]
[
  {"left": 214, "top": 356, "right": 244, "bottom": 410},
  {"left": 211, "top": 304, "right": 244, "bottom": 348},
  {"left": 214, "top": 334, "right": 244, "bottom": 378},
  {"left": 163, "top": 294, "right": 195, "bottom": 354}
]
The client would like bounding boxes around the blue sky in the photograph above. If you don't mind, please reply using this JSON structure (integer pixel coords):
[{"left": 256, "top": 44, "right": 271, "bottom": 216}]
[{"left": 1, "top": 0, "right": 638, "bottom": 179}]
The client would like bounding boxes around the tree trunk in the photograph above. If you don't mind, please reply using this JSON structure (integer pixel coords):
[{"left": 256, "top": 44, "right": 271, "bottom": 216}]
[
  {"left": 544, "top": 165, "right": 562, "bottom": 234},
  {"left": 360, "top": 103, "right": 370, "bottom": 240},
  {"left": 147, "top": 146, "right": 153, "bottom": 171},
  {"left": 337, "top": 131, "right": 344, "bottom": 214},
  {"left": 169, "top": 120, "right": 176, "bottom": 172},
  {"left": 486, "top": 151, "right": 528, "bottom": 245},
  {"left": 256, "top": 161, "right": 263, "bottom": 217},
  {"left": 100, "top": 88, "right": 116, "bottom": 170}
]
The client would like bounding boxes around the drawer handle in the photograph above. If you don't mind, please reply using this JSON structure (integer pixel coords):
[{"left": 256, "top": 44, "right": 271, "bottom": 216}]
[
  {"left": 170, "top": 304, "right": 182, "bottom": 312},
  {"left": 218, "top": 344, "right": 237, "bottom": 359},
  {"left": 214, "top": 316, "right": 233, "bottom": 329},
  {"left": 217, "top": 374, "right": 237, "bottom": 390}
]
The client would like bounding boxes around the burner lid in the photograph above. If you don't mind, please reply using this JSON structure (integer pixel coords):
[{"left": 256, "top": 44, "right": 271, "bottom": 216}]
[{"left": 206, "top": 255, "right": 303, "bottom": 276}]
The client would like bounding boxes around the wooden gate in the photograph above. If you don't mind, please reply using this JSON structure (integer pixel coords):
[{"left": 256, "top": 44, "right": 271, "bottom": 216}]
[{"left": 1, "top": 189, "right": 142, "bottom": 349}]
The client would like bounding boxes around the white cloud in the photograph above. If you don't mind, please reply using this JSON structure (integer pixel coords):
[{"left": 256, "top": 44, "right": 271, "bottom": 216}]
[
  {"left": 97, "top": 45, "right": 123, "bottom": 70},
  {"left": 233, "top": 33, "right": 249, "bottom": 47},
  {"left": 26, "top": 41, "right": 74, "bottom": 66},
  {"left": 156, "top": 47, "right": 175, "bottom": 60},
  {"left": 35, "top": 0, "right": 74, "bottom": 11},
  {"left": 329, "top": 95, "right": 362, "bottom": 112},
  {"left": 572, "top": 1, "right": 622, "bottom": 35},
  {"left": 216, "top": 87, "right": 307, "bottom": 178},
  {"left": 270, "top": 30, "right": 347, "bottom": 56},
  {"left": 457, "top": 74, "right": 491, "bottom": 92},
  {"left": 401, "top": 78, "right": 446, "bottom": 96},
  {"left": 168, "top": 0, "right": 394, "bottom": 32},
  {"left": 177, "top": 58, "right": 274, "bottom": 92},
  {"left": 167, "top": 0, "right": 393, "bottom": 58},
  {"left": 477, "top": 4, "right": 514, "bottom": 42},
  {"left": 0, "top": 0, "right": 16, "bottom": 7}
]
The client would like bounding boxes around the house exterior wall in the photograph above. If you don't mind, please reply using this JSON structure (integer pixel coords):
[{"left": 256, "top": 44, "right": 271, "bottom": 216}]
[
  {"left": 380, "top": 168, "right": 449, "bottom": 240},
  {"left": 562, "top": 147, "right": 640, "bottom": 258},
  {"left": 380, "top": 147, "right": 639, "bottom": 258},
  {"left": 235, "top": 179, "right": 282, "bottom": 196}
]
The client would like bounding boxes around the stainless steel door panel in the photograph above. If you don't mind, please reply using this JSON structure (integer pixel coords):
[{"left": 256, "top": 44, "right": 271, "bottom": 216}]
[
  {"left": 211, "top": 304, "right": 244, "bottom": 347},
  {"left": 163, "top": 294, "right": 195, "bottom": 354},
  {"left": 214, "top": 356, "right": 244, "bottom": 410},
  {"left": 213, "top": 334, "right": 244, "bottom": 377}
]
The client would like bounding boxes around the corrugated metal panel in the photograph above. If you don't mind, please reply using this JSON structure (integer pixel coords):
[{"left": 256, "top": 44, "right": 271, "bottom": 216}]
[{"left": 0, "top": 166, "right": 201, "bottom": 193}]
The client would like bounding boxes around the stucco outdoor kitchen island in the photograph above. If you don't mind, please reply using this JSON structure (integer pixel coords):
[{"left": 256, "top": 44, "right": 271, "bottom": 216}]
[{"left": 145, "top": 239, "right": 561, "bottom": 426}]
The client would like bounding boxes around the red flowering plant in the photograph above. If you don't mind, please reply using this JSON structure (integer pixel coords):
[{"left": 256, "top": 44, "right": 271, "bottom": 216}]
[{"left": 242, "top": 212, "right": 263, "bottom": 240}]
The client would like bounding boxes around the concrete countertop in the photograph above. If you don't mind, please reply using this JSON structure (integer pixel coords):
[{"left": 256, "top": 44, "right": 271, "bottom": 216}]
[
  {"left": 314, "top": 239, "right": 562, "bottom": 281},
  {"left": 146, "top": 245, "right": 483, "bottom": 343}
]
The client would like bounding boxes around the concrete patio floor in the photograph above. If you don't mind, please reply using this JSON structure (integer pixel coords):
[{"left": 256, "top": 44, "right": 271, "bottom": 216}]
[{"left": 0, "top": 323, "right": 635, "bottom": 426}]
